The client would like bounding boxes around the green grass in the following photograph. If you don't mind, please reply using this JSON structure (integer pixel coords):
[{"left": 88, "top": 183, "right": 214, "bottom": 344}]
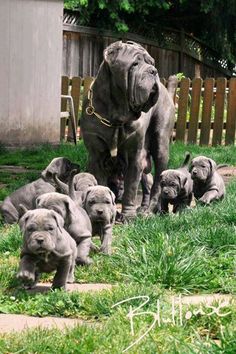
[{"left": 0, "top": 141, "right": 235, "bottom": 352}]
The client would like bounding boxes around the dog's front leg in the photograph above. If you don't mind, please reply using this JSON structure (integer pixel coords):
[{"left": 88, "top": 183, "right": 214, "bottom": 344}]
[
  {"left": 100, "top": 224, "right": 113, "bottom": 255},
  {"left": 52, "top": 257, "right": 71, "bottom": 289},
  {"left": 199, "top": 190, "right": 219, "bottom": 205},
  {"left": 17, "top": 255, "right": 36, "bottom": 287},
  {"left": 122, "top": 152, "right": 143, "bottom": 218}
]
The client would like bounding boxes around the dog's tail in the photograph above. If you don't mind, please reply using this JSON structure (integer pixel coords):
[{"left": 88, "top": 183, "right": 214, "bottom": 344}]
[
  {"left": 216, "top": 164, "right": 228, "bottom": 170},
  {"left": 181, "top": 152, "right": 191, "bottom": 168},
  {"left": 167, "top": 75, "right": 178, "bottom": 101},
  {"left": 68, "top": 169, "right": 78, "bottom": 201},
  {"left": 53, "top": 173, "right": 69, "bottom": 195}
]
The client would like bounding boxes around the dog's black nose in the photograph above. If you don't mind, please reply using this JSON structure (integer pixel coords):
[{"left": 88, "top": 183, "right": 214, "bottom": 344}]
[
  {"left": 97, "top": 210, "right": 103, "bottom": 215},
  {"left": 192, "top": 170, "right": 197, "bottom": 175},
  {"left": 37, "top": 239, "right": 44, "bottom": 245}
]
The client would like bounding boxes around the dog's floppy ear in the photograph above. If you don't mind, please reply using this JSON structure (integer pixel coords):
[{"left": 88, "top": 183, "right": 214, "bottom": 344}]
[
  {"left": 19, "top": 211, "right": 31, "bottom": 233},
  {"left": 108, "top": 189, "right": 116, "bottom": 205},
  {"left": 104, "top": 41, "right": 123, "bottom": 65},
  {"left": 50, "top": 210, "right": 64, "bottom": 233},
  {"left": 208, "top": 158, "right": 217, "bottom": 173},
  {"left": 81, "top": 188, "right": 93, "bottom": 208},
  {"left": 177, "top": 173, "right": 187, "bottom": 190},
  {"left": 18, "top": 204, "right": 29, "bottom": 218}
]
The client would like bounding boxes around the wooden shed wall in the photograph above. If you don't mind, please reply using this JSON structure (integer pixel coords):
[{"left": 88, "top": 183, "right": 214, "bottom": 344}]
[{"left": 0, "top": 0, "right": 63, "bottom": 147}]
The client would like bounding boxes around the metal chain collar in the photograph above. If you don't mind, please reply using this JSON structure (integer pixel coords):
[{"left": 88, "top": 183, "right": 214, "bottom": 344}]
[{"left": 86, "top": 87, "right": 114, "bottom": 127}]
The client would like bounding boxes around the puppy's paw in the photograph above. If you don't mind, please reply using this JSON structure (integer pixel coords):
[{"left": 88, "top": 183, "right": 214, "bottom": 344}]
[
  {"left": 100, "top": 246, "right": 112, "bottom": 255},
  {"left": 199, "top": 196, "right": 210, "bottom": 205},
  {"left": 76, "top": 257, "right": 93, "bottom": 266},
  {"left": 17, "top": 270, "right": 35, "bottom": 284}
]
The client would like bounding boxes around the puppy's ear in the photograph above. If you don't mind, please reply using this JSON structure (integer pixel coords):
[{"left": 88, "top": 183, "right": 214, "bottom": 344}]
[
  {"left": 81, "top": 188, "right": 92, "bottom": 208},
  {"left": 19, "top": 212, "right": 30, "bottom": 233},
  {"left": 177, "top": 174, "right": 187, "bottom": 190},
  {"left": 19, "top": 204, "right": 29, "bottom": 216},
  {"left": 208, "top": 159, "right": 217, "bottom": 173},
  {"left": 108, "top": 189, "right": 116, "bottom": 205},
  {"left": 50, "top": 210, "right": 64, "bottom": 233}
]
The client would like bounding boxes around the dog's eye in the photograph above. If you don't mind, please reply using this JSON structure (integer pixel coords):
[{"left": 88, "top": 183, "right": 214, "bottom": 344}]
[
  {"left": 27, "top": 225, "right": 36, "bottom": 232},
  {"left": 89, "top": 200, "right": 96, "bottom": 205},
  {"left": 45, "top": 225, "right": 55, "bottom": 231},
  {"left": 105, "top": 200, "right": 111, "bottom": 204}
]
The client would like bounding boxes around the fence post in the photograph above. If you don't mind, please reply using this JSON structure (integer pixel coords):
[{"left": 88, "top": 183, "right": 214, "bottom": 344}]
[
  {"left": 60, "top": 76, "right": 70, "bottom": 140},
  {"left": 225, "top": 78, "right": 236, "bottom": 145},
  {"left": 175, "top": 78, "right": 190, "bottom": 142},
  {"left": 67, "top": 77, "right": 82, "bottom": 141},
  {"left": 200, "top": 78, "right": 215, "bottom": 146},
  {"left": 187, "top": 78, "right": 203, "bottom": 144},
  {"left": 212, "top": 78, "right": 227, "bottom": 146}
]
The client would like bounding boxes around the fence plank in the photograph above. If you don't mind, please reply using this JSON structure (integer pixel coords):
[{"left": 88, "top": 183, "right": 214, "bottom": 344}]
[
  {"left": 67, "top": 76, "right": 82, "bottom": 140},
  {"left": 175, "top": 78, "right": 190, "bottom": 142},
  {"left": 200, "top": 78, "right": 215, "bottom": 145},
  {"left": 83, "top": 76, "right": 94, "bottom": 99},
  {"left": 187, "top": 78, "right": 203, "bottom": 144},
  {"left": 60, "top": 76, "right": 69, "bottom": 140},
  {"left": 225, "top": 78, "right": 236, "bottom": 145},
  {"left": 212, "top": 78, "right": 227, "bottom": 146}
]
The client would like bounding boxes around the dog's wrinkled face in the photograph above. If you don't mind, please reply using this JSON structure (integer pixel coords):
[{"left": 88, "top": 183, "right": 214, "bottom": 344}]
[
  {"left": 36, "top": 193, "right": 68, "bottom": 220},
  {"left": 160, "top": 170, "right": 186, "bottom": 200},
  {"left": 19, "top": 209, "right": 64, "bottom": 254},
  {"left": 190, "top": 156, "right": 216, "bottom": 182},
  {"left": 83, "top": 186, "right": 116, "bottom": 224},
  {"left": 41, "top": 157, "right": 80, "bottom": 183},
  {"left": 104, "top": 41, "right": 159, "bottom": 121},
  {"left": 73, "top": 173, "right": 98, "bottom": 192}
]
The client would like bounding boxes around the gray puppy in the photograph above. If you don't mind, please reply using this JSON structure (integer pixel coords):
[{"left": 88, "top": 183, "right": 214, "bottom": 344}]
[
  {"left": 190, "top": 156, "right": 225, "bottom": 204},
  {"left": 36, "top": 192, "right": 93, "bottom": 265},
  {"left": 0, "top": 157, "right": 80, "bottom": 224},
  {"left": 53, "top": 170, "right": 98, "bottom": 207},
  {"left": 160, "top": 153, "right": 193, "bottom": 214},
  {"left": 17, "top": 208, "right": 77, "bottom": 289},
  {"left": 82, "top": 186, "right": 116, "bottom": 255}
]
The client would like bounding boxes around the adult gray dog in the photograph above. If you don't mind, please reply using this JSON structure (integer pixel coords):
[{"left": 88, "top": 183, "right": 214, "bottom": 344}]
[
  {"left": 190, "top": 156, "right": 225, "bottom": 204},
  {"left": 0, "top": 157, "right": 80, "bottom": 224},
  {"left": 53, "top": 170, "right": 98, "bottom": 207},
  {"left": 160, "top": 153, "right": 193, "bottom": 214},
  {"left": 17, "top": 208, "right": 77, "bottom": 289},
  {"left": 82, "top": 186, "right": 116, "bottom": 255},
  {"left": 80, "top": 40, "right": 177, "bottom": 218},
  {"left": 36, "top": 192, "right": 93, "bottom": 265}
]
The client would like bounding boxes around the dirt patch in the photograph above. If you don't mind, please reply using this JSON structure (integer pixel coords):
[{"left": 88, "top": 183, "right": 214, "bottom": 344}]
[
  {"left": 0, "top": 314, "right": 91, "bottom": 333},
  {"left": 180, "top": 293, "right": 234, "bottom": 305},
  {"left": 218, "top": 166, "right": 236, "bottom": 184},
  {"left": 0, "top": 165, "right": 40, "bottom": 174},
  {"left": 27, "top": 282, "right": 113, "bottom": 294}
]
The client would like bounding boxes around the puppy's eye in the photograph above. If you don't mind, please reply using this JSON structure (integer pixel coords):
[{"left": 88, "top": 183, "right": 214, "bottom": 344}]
[
  {"left": 27, "top": 225, "right": 36, "bottom": 232},
  {"left": 89, "top": 200, "right": 96, "bottom": 205},
  {"left": 105, "top": 200, "right": 111, "bottom": 204},
  {"left": 45, "top": 225, "right": 55, "bottom": 231}
]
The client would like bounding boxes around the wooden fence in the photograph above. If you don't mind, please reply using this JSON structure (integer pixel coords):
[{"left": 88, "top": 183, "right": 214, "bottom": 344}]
[{"left": 61, "top": 76, "right": 236, "bottom": 146}]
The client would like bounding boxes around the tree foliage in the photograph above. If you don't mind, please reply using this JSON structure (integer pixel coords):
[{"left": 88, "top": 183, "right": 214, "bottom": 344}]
[{"left": 64, "top": 0, "right": 236, "bottom": 63}]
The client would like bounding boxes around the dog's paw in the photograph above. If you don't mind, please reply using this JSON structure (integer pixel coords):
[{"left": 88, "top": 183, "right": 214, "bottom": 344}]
[
  {"left": 199, "top": 196, "right": 211, "bottom": 205},
  {"left": 100, "top": 246, "right": 112, "bottom": 255},
  {"left": 76, "top": 257, "right": 93, "bottom": 266},
  {"left": 17, "top": 270, "right": 35, "bottom": 284}
]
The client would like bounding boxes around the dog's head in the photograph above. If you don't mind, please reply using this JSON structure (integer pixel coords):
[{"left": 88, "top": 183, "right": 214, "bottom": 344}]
[
  {"left": 82, "top": 186, "right": 116, "bottom": 224},
  {"left": 36, "top": 192, "right": 74, "bottom": 222},
  {"left": 96, "top": 41, "right": 159, "bottom": 123},
  {"left": 41, "top": 157, "right": 80, "bottom": 183},
  {"left": 73, "top": 173, "right": 98, "bottom": 192},
  {"left": 160, "top": 170, "right": 188, "bottom": 200},
  {"left": 19, "top": 208, "right": 64, "bottom": 255},
  {"left": 190, "top": 156, "right": 217, "bottom": 182}
]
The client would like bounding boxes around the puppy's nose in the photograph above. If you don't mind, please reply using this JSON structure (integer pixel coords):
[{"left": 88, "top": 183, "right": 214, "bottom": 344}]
[
  {"left": 97, "top": 210, "right": 104, "bottom": 215},
  {"left": 37, "top": 238, "right": 44, "bottom": 245},
  {"left": 163, "top": 190, "right": 169, "bottom": 195},
  {"left": 192, "top": 170, "right": 197, "bottom": 175}
]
